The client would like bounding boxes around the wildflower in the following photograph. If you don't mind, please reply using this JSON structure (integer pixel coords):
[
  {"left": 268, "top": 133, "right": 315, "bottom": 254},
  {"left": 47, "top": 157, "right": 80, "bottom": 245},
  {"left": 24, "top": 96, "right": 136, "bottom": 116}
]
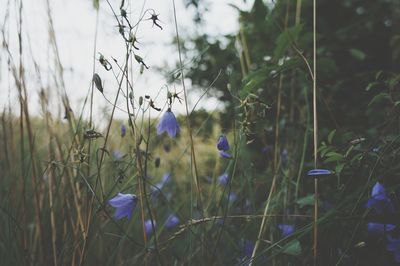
[
  {"left": 365, "top": 182, "right": 394, "bottom": 214},
  {"left": 367, "top": 223, "right": 395, "bottom": 234},
  {"left": 228, "top": 192, "right": 237, "bottom": 203},
  {"left": 217, "top": 134, "right": 232, "bottom": 158},
  {"left": 240, "top": 239, "right": 255, "bottom": 258},
  {"left": 218, "top": 173, "right": 229, "bottom": 186},
  {"left": 151, "top": 173, "right": 171, "bottom": 198},
  {"left": 108, "top": 193, "right": 138, "bottom": 220},
  {"left": 278, "top": 224, "right": 295, "bottom": 237},
  {"left": 156, "top": 109, "right": 180, "bottom": 138},
  {"left": 217, "top": 135, "right": 230, "bottom": 151},
  {"left": 215, "top": 218, "right": 225, "bottom": 226},
  {"left": 121, "top": 124, "right": 126, "bottom": 137},
  {"left": 113, "top": 150, "right": 123, "bottom": 161},
  {"left": 281, "top": 149, "right": 288, "bottom": 163},
  {"left": 261, "top": 145, "right": 272, "bottom": 154},
  {"left": 165, "top": 214, "right": 180, "bottom": 229},
  {"left": 144, "top": 219, "right": 156, "bottom": 236},
  {"left": 372, "top": 147, "right": 380, "bottom": 153},
  {"left": 238, "top": 239, "right": 268, "bottom": 265},
  {"left": 387, "top": 236, "right": 400, "bottom": 263},
  {"left": 219, "top": 150, "right": 233, "bottom": 159},
  {"left": 307, "top": 169, "right": 332, "bottom": 176}
]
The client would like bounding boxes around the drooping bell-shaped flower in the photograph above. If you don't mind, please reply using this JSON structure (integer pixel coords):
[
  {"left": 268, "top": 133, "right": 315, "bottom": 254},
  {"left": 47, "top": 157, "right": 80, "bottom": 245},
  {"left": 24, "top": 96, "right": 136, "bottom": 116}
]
[
  {"left": 144, "top": 219, "right": 156, "bottom": 236},
  {"left": 121, "top": 124, "right": 126, "bottom": 137},
  {"left": 165, "top": 214, "right": 180, "bottom": 229},
  {"left": 278, "top": 224, "right": 295, "bottom": 237},
  {"left": 365, "top": 182, "right": 394, "bottom": 214},
  {"left": 387, "top": 236, "right": 400, "bottom": 262},
  {"left": 156, "top": 109, "right": 180, "bottom": 138},
  {"left": 217, "top": 135, "right": 230, "bottom": 151},
  {"left": 228, "top": 192, "right": 237, "bottom": 203},
  {"left": 218, "top": 173, "right": 229, "bottom": 186},
  {"left": 217, "top": 134, "right": 232, "bottom": 158},
  {"left": 108, "top": 193, "right": 138, "bottom": 220},
  {"left": 367, "top": 223, "right": 395, "bottom": 234},
  {"left": 307, "top": 169, "right": 332, "bottom": 176}
]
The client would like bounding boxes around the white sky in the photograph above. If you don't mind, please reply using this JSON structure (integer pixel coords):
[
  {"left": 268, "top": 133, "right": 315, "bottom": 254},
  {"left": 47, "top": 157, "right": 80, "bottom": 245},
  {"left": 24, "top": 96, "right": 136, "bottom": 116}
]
[{"left": 0, "top": 0, "right": 253, "bottom": 126}]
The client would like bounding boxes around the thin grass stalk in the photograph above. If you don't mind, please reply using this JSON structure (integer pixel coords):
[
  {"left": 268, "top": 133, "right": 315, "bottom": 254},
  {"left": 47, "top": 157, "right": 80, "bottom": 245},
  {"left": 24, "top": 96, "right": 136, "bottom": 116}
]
[
  {"left": 171, "top": 0, "right": 206, "bottom": 261},
  {"left": 312, "top": 0, "right": 319, "bottom": 265}
]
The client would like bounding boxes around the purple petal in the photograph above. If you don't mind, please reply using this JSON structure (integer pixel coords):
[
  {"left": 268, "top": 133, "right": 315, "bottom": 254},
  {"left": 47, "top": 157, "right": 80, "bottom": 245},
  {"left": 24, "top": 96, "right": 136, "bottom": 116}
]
[
  {"left": 144, "top": 219, "right": 156, "bottom": 236},
  {"left": 218, "top": 173, "right": 229, "bottom": 186},
  {"left": 367, "top": 223, "right": 395, "bottom": 234},
  {"left": 156, "top": 110, "right": 180, "bottom": 138},
  {"left": 307, "top": 169, "right": 332, "bottom": 176},
  {"left": 121, "top": 124, "right": 126, "bottom": 137},
  {"left": 278, "top": 224, "right": 295, "bottom": 237},
  {"left": 371, "top": 182, "right": 387, "bottom": 200},
  {"left": 108, "top": 193, "right": 137, "bottom": 220},
  {"left": 165, "top": 214, "right": 180, "bottom": 229},
  {"left": 219, "top": 150, "right": 232, "bottom": 158},
  {"left": 217, "top": 135, "right": 230, "bottom": 151},
  {"left": 161, "top": 173, "right": 171, "bottom": 185},
  {"left": 387, "top": 236, "right": 400, "bottom": 252}
]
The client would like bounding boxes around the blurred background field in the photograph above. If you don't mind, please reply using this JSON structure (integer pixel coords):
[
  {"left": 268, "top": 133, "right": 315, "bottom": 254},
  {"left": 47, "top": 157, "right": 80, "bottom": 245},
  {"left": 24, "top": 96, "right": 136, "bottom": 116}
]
[{"left": 1, "top": 0, "right": 400, "bottom": 265}]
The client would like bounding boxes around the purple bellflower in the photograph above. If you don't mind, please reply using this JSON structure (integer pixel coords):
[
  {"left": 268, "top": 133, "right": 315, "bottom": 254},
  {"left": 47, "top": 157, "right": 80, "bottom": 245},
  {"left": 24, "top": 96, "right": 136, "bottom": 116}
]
[
  {"left": 387, "top": 236, "right": 400, "bottom": 263},
  {"left": 217, "top": 134, "right": 232, "bottom": 158},
  {"left": 307, "top": 169, "right": 332, "bottom": 176},
  {"left": 144, "top": 219, "right": 156, "bottom": 236},
  {"left": 108, "top": 193, "right": 138, "bottom": 220},
  {"left": 228, "top": 192, "right": 237, "bottom": 203},
  {"left": 113, "top": 150, "right": 123, "bottom": 161},
  {"left": 165, "top": 214, "right": 180, "bottom": 229},
  {"left": 121, "top": 124, "right": 126, "bottom": 137},
  {"left": 367, "top": 223, "right": 395, "bottom": 234},
  {"left": 217, "top": 135, "right": 230, "bottom": 151},
  {"left": 156, "top": 109, "right": 180, "bottom": 138},
  {"left": 218, "top": 173, "right": 229, "bottom": 186},
  {"left": 278, "top": 224, "right": 295, "bottom": 237},
  {"left": 365, "top": 182, "right": 394, "bottom": 214}
]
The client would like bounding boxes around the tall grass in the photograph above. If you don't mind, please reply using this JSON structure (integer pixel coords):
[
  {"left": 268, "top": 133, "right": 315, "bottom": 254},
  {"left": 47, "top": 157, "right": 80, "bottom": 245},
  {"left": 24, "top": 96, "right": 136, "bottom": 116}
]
[{"left": 1, "top": 0, "right": 398, "bottom": 265}]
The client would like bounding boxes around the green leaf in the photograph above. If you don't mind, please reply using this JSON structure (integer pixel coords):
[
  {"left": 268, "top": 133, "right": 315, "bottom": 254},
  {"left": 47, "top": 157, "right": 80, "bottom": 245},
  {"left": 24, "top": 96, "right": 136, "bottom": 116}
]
[
  {"left": 296, "top": 194, "right": 314, "bottom": 208},
  {"left": 365, "top": 82, "right": 380, "bottom": 91},
  {"left": 368, "top": 93, "right": 391, "bottom": 106},
  {"left": 281, "top": 240, "right": 302, "bottom": 256},
  {"left": 325, "top": 151, "right": 343, "bottom": 159},
  {"left": 328, "top": 129, "right": 336, "bottom": 144},
  {"left": 349, "top": 48, "right": 366, "bottom": 61},
  {"left": 335, "top": 163, "right": 345, "bottom": 175},
  {"left": 274, "top": 24, "right": 303, "bottom": 59}
]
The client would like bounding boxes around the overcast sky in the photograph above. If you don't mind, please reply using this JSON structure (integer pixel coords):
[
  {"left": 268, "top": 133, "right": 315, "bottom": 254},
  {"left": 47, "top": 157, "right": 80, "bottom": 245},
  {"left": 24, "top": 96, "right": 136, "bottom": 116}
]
[{"left": 0, "top": 0, "right": 253, "bottom": 125}]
